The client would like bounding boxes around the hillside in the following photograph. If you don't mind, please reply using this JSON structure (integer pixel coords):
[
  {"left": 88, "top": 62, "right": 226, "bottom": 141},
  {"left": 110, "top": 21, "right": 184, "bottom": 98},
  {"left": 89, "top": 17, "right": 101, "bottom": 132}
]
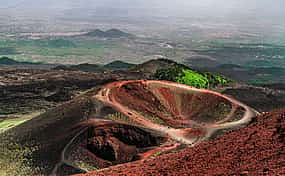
[
  {"left": 0, "top": 78, "right": 259, "bottom": 175},
  {"left": 53, "top": 63, "right": 104, "bottom": 72},
  {"left": 0, "top": 57, "right": 39, "bottom": 65},
  {"left": 103, "top": 60, "right": 135, "bottom": 70},
  {"left": 84, "top": 29, "right": 134, "bottom": 38},
  {"left": 53, "top": 61, "right": 135, "bottom": 72},
  {"left": 78, "top": 108, "right": 285, "bottom": 176},
  {"left": 0, "top": 59, "right": 284, "bottom": 176}
]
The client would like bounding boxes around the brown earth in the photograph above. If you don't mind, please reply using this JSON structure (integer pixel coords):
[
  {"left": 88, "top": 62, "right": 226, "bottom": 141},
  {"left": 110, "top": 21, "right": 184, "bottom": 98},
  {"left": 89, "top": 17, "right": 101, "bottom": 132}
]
[
  {"left": 76, "top": 120, "right": 168, "bottom": 168},
  {"left": 77, "top": 108, "right": 285, "bottom": 176}
]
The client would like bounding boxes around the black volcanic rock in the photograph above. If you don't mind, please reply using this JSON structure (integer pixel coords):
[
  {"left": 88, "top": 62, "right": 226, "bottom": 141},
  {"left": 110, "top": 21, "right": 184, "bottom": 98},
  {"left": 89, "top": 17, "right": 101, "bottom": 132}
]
[
  {"left": 0, "top": 69, "right": 118, "bottom": 116},
  {"left": 222, "top": 85, "right": 285, "bottom": 112},
  {"left": 261, "top": 83, "right": 285, "bottom": 91}
]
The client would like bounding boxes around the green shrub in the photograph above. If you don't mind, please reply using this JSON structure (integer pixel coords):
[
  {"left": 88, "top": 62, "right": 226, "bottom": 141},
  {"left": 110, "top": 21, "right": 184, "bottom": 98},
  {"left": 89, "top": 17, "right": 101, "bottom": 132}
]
[
  {"left": 176, "top": 69, "right": 209, "bottom": 88},
  {"left": 154, "top": 65, "right": 232, "bottom": 89}
]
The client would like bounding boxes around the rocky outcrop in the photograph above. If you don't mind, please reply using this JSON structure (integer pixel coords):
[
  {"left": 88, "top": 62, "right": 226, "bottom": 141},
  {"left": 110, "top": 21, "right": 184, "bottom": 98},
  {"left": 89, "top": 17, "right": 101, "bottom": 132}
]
[{"left": 80, "top": 120, "right": 167, "bottom": 168}]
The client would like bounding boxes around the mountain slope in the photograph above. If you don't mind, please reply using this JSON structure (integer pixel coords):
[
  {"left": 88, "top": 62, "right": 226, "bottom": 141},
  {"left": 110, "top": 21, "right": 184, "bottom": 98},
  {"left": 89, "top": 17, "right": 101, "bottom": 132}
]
[{"left": 78, "top": 108, "right": 285, "bottom": 176}]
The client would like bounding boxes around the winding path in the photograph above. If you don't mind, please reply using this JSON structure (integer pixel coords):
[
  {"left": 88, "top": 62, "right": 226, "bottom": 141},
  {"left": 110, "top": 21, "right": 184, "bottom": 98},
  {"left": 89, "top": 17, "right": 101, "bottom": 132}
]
[
  {"left": 50, "top": 127, "right": 89, "bottom": 176},
  {"left": 51, "top": 80, "right": 259, "bottom": 175}
]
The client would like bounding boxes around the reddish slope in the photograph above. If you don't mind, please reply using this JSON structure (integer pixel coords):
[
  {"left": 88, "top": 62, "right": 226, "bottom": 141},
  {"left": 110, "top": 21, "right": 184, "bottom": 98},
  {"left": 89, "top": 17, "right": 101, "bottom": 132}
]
[
  {"left": 77, "top": 109, "right": 285, "bottom": 176},
  {"left": 95, "top": 80, "right": 257, "bottom": 145}
]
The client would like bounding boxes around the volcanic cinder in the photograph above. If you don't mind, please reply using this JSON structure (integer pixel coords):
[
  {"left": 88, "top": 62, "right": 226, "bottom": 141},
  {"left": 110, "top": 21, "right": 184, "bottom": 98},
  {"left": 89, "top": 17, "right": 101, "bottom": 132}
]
[
  {"left": 78, "top": 108, "right": 285, "bottom": 176},
  {"left": 64, "top": 80, "right": 259, "bottom": 174},
  {"left": 94, "top": 80, "right": 258, "bottom": 145}
]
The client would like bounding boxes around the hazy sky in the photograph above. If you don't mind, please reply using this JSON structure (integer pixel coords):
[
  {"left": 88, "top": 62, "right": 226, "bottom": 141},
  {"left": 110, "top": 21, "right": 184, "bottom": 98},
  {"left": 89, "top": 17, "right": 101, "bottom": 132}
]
[
  {"left": 1, "top": 0, "right": 284, "bottom": 38},
  {"left": 1, "top": 0, "right": 284, "bottom": 18}
]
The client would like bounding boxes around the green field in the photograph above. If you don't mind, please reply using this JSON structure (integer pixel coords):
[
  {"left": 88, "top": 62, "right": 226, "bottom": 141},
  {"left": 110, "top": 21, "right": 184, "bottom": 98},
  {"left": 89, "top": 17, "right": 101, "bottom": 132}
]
[
  {"left": 0, "top": 119, "right": 27, "bottom": 132},
  {"left": 0, "top": 111, "right": 43, "bottom": 133}
]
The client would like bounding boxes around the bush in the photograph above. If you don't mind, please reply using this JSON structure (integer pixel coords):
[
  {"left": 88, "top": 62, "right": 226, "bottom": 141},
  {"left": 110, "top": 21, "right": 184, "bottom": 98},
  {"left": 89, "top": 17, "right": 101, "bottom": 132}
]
[
  {"left": 154, "top": 65, "right": 232, "bottom": 89},
  {"left": 176, "top": 69, "right": 209, "bottom": 88}
]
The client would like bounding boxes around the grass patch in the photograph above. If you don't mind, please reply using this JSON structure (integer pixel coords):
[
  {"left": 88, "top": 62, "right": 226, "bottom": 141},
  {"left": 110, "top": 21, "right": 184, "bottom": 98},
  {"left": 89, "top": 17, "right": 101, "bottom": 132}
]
[
  {"left": 0, "top": 111, "right": 43, "bottom": 133},
  {"left": 143, "top": 114, "right": 167, "bottom": 125},
  {"left": 75, "top": 160, "right": 99, "bottom": 172},
  {"left": 0, "top": 119, "right": 28, "bottom": 133},
  {"left": 105, "top": 112, "right": 140, "bottom": 125},
  {"left": 150, "top": 150, "right": 163, "bottom": 158}
]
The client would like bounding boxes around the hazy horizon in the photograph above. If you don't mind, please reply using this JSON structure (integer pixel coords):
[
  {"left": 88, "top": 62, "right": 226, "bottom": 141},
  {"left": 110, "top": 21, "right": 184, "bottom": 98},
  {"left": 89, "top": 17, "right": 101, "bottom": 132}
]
[
  {"left": 0, "top": 0, "right": 285, "bottom": 43},
  {"left": 1, "top": 0, "right": 284, "bottom": 19}
]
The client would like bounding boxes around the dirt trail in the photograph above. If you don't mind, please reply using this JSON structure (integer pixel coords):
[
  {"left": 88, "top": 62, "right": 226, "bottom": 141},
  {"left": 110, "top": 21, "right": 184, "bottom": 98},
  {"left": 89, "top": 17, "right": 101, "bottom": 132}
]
[
  {"left": 51, "top": 80, "right": 259, "bottom": 175},
  {"left": 50, "top": 127, "right": 88, "bottom": 176}
]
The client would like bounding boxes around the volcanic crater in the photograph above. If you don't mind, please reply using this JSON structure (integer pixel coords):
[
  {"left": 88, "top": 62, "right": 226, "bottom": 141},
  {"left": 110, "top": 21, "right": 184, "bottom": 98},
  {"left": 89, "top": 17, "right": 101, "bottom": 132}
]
[
  {"left": 61, "top": 80, "right": 258, "bottom": 173},
  {"left": 1, "top": 80, "right": 260, "bottom": 175},
  {"left": 95, "top": 80, "right": 258, "bottom": 143}
]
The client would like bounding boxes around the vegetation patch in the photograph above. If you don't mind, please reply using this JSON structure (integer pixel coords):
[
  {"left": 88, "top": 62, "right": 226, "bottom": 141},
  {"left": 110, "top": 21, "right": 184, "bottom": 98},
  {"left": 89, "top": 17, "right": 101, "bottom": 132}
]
[
  {"left": 0, "top": 119, "right": 28, "bottom": 133},
  {"left": 105, "top": 112, "right": 140, "bottom": 125},
  {"left": 154, "top": 65, "right": 232, "bottom": 89},
  {"left": 0, "top": 133, "right": 40, "bottom": 176},
  {"left": 0, "top": 111, "right": 43, "bottom": 133}
]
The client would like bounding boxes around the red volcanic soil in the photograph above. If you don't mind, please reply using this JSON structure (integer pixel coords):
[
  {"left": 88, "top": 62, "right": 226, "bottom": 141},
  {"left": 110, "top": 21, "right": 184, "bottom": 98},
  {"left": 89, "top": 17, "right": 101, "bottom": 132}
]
[
  {"left": 100, "top": 80, "right": 253, "bottom": 128},
  {"left": 77, "top": 109, "right": 285, "bottom": 176},
  {"left": 76, "top": 120, "right": 169, "bottom": 168},
  {"left": 95, "top": 80, "right": 257, "bottom": 145}
]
